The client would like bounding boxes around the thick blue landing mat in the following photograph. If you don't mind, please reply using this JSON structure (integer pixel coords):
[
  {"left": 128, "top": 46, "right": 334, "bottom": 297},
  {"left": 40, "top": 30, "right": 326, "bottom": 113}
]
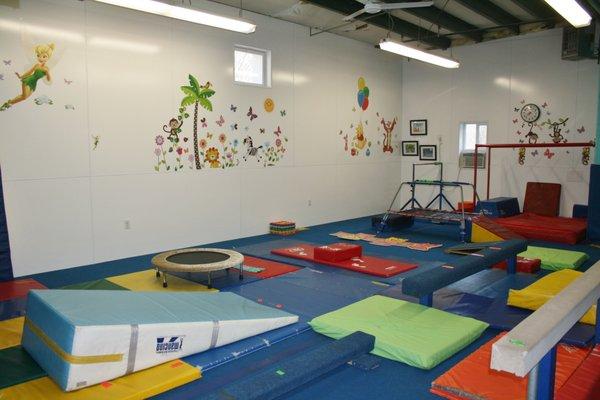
[
  {"left": 444, "top": 293, "right": 594, "bottom": 346},
  {"left": 182, "top": 267, "right": 385, "bottom": 371}
]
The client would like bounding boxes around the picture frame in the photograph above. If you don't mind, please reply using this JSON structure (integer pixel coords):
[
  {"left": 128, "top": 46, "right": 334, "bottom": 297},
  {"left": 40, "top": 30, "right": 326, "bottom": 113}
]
[
  {"left": 401, "top": 141, "right": 419, "bottom": 156},
  {"left": 419, "top": 144, "right": 437, "bottom": 161},
  {"left": 410, "top": 119, "right": 427, "bottom": 136}
]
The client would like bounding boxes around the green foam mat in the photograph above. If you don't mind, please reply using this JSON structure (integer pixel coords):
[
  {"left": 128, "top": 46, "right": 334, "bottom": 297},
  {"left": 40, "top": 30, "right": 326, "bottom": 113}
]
[
  {"left": 309, "top": 295, "right": 488, "bottom": 370},
  {"left": 0, "top": 346, "right": 46, "bottom": 389},
  {"left": 59, "top": 279, "right": 129, "bottom": 290},
  {"left": 519, "top": 246, "right": 589, "bottom": 271}
]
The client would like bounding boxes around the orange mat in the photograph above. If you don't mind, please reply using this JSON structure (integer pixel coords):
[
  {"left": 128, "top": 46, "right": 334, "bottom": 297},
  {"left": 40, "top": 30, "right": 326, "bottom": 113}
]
[
  {"left": 556, "top": 345, "right": 600, "bottom": 400},
  {"left": 431, "top": 332, "right": 591, "bottom": 400}
]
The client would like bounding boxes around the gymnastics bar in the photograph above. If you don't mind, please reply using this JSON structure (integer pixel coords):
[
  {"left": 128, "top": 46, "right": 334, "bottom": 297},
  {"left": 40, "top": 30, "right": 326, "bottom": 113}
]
[
  {"left": 472, "top": 141, "right": 596, "bottom": 203},
  {"left": 490, "top": 261, "right": 600, "bottom": 400}
]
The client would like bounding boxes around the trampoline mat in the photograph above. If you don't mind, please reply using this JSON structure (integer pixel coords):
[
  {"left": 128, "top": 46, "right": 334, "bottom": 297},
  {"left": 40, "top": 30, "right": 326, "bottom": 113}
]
[{"left": 166, "top": 251, "right": 230, "bottom": 265}]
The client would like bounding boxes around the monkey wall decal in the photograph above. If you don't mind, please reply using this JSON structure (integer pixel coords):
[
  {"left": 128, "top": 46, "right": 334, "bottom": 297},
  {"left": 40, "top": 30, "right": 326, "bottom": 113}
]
[{"left": 163, "top": 117, "right": 183, "bottom": 145}]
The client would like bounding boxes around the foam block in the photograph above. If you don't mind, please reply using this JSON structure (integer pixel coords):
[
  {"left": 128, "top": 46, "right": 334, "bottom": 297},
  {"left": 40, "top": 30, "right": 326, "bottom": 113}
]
[
  {"left": 589, "top": 164, "right": 600, "bottom": 240},
  {"left": 471, "top": 216, "right": 524, "bottom": 243},
  {"left": 272, "top": 244, "right": 417, "bottom": 278},
  {"left": 493, "top": 256, "right": 541, "bottom": 273},
  {"left": 204, "top": 331, "right": 375, "bottom": 400},
  {"left": 518, "top": 246, "right": 589, "bottom": 271},
  {"left": 507, "top": 270, "right": 596, "bottom": 325},
  {"left": 22, "top": 290, "right": 298, "bottom": 391},
  {"left": 431, "top": 332, "right": 591, "bottom": 400},
  {"left": 313, "top": 243, "right": 362, "bottom": 262},
  {"left": 310, "top": 295, "right": 488, "bottom": 369},
  {"left": 476, "top": 197, "right": 520, "bottom": 218}
]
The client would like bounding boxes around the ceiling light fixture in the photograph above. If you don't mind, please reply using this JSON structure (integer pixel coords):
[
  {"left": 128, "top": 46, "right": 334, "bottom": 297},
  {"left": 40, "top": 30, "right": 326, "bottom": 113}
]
[
  {"left": 543, "top": 0, "right": 591, "bottom": 28},
  {"left": 93, "top": 0, "right": 256, "bottom": 34},
  {"left": 379, "top": 39, "right": 459, "bottom": 69}
]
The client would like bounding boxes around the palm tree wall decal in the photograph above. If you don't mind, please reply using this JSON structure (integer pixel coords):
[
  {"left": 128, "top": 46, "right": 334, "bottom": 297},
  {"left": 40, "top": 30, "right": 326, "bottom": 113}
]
[{"left": 180, "top": 74, "right": 215, "bottom": 169}]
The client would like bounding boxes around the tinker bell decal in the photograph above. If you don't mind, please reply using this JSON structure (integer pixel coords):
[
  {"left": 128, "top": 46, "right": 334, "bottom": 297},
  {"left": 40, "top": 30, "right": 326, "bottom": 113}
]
[{"left": 1, "top": 42, "right": 62, "bottom": 111}]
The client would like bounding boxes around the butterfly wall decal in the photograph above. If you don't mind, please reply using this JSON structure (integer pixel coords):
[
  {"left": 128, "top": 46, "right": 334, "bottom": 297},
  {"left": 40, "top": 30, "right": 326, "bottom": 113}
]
[
  {"left": 512, "top": 119, "right": 518, "bottom": 124},
  {"left": 542, "top": 102, "right": 548, "bottom": 108},
  {"left": 200, "top": 117, "right": 207, "bottom": 128},
  {"left": 64, "top": 79, "right": 73, "bottom": 85},
  {"left": 274, "top": 126, "right": 281, "bottom": 136},
  {"left": 215, "top": 115, "right": 225, "bottom": 127},
  {"left": 516, "top": 130, "right": 522, "bottom": 135},
  {"left": 531, "top": 150, "right": 539, "bottom": 156},
  {"left": 544, "top": 149, "right": 555, "bottom": 159},
  {"left": 230, "top": 123, "right": 238, "bottom": 131},
  {"left": 518, "top": 139, "right": 524, "bottom": 143},
  {"left": 2, "top": 60, "right": 10, "bottom": 66},
  {"left": 577, "top": 126, "right": 585, "bottom": 134},
  {"left": 514, "top": 108, "right": 520, "bottom": 112},
  {"left": 206, "top": 132, "right": 213, "bottom": 139},
  {"left": 280, "top": 110, "right": 286, "bottom": 117},
  {"left": 230, "top": 104, "right": 237, "bottom": 112},
  {"left": 520, "top": 99, "right": 525, "bottom": 104},
  {"left": 259, "top": 128, "right": 265, "bottom": 134},
  {"left": 247, "top": 107, "right": 257, "bottom": 121}
]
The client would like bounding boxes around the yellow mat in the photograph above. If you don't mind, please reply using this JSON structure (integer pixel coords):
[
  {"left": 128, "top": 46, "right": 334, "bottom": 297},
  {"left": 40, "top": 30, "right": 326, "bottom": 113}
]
[
  {"left": 507, "top": 269, "right": 596, "bottom": 325},
  {"left": 0, "top": 359, "right": 200, "bottom": 400},
  {"left": 106, "top": 269, "right": 214, "bottom": 292},
  {"left": 0, "top": 317, "right": 24, "bottom": 350}
]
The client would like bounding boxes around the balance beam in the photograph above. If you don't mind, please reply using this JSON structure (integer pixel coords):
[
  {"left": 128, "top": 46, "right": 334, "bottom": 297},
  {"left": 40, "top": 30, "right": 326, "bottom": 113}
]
[
  {"left": 491, "top": 261, "right": 600, "bottom": 400},
  {"left": 402, "top": 239, "right": 528, "bottom": 306},
  {"left": 204, "top": 331, "right": 375, "bottom": 400}
]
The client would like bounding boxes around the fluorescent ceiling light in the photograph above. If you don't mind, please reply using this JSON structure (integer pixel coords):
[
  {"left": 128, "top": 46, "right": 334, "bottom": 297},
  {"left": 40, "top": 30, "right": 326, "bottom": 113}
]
[
  {"left": 93, "top": 0, "right": 256, "bottom": 34},
  {"left": 379, "top": 39, "right": 459, "bottom": 69},
  {"left": 544, "top": 0, "right": 591, "bottom": 28}
]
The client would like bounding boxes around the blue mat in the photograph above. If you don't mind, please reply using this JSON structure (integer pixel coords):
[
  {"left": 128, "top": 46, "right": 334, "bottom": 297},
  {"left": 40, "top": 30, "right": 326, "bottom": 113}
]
[
  {"left": 446, "top": 269, "right": 539, "bottom": 298},
  {"left": 172, "top": 269, "right": 261, "bottom": 290},
  {"left": 0, "top": 297, "right": 27, "bottom": 321},
  {"left": 444, "top": 293, "right": 594, "bottom": 346}
]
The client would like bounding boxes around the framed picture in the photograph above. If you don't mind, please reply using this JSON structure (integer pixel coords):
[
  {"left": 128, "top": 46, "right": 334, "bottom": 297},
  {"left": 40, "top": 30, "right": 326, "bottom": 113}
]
[
  {"left": 419, "top": 145, "right": 437, "bottom": 161},
  {"left": 401, "top": 141, "right": 418, "bottom": 156},
  {"left": 410, "top": 119, "right": 427, "bottom": 136}
]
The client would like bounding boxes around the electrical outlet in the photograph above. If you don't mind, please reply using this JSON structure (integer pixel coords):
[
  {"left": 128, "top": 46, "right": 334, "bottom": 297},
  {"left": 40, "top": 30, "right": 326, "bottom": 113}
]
[{"left": 124, "top": 220, "right": 131, "bottom": 230}]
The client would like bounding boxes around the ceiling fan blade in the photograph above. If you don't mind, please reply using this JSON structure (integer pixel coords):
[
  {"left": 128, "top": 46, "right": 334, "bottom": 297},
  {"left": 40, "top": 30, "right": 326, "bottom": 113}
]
[
  {"left": 379, "top": 1, "right": 434, "bottom": 10},
  {"left": 343, "top": 8, "right": 368, "bottom": 21}
]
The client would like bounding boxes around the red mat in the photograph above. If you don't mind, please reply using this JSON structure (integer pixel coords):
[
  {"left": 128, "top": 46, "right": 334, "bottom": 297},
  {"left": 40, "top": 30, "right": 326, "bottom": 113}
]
[
  {"left": 493, "top": 256, "right": 541, "bottom": 273},
  {"left": 556, "top": 345, "right": 600, "bottom": 400},
  {"left": 243, "top": 256, "right": 300, "bottom": 279},
  {"left": 495, "top": 213, "right": 587, "bottom": 244},
  {"left": 0, "top": 279, "right": 46, "bottom": 302},
  {"left": 271, "top": 244, "right": 417, "bottom": 277},
  {"left": 431, "top": 332, "right": 591, "bottom": 400}
]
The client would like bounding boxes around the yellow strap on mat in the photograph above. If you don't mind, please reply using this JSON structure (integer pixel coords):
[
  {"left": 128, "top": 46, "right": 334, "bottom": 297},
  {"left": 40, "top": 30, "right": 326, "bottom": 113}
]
[{"left": 25, "top": 319, "right": 123, "bottom": 364}]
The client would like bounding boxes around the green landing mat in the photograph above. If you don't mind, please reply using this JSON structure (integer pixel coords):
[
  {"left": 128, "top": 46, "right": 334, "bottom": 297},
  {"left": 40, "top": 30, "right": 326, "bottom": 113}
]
[{"left": 0, "top": 346, "right": 46, "bottom": 389}]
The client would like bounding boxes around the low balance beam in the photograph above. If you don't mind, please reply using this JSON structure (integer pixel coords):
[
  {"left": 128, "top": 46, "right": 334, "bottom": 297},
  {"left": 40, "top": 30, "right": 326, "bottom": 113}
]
[{"left": 490, "top": 261, "right": 600, "bottom": 399}]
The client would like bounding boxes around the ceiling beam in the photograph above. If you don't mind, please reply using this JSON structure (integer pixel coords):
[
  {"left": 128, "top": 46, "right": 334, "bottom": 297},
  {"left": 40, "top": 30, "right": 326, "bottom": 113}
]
[
  {"left": 509, "top": 0, "right": 559, "bottom": 20},
  {"left": 305, "top": 0, "right": 451, "bottom": 49},
  {"left": 382, "top": 1, "right": 483, "bottom": 42},
  {"left": 454, "top": 0, "right": 522, "bottom": 33}
]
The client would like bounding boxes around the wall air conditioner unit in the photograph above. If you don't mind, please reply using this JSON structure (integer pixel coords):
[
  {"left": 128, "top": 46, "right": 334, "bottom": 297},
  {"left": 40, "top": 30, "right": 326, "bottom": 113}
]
[
  {"left": 562, "top": 24, "right": 595, "bottom": 60},
  {"left": 459, "top": 151, "right": 486, "bottom": 169}
]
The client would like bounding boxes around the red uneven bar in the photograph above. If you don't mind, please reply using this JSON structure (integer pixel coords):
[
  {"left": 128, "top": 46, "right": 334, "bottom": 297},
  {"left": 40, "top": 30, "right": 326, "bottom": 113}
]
[{"left": 473, "top": 141, "right": 596, "bottom": 204}]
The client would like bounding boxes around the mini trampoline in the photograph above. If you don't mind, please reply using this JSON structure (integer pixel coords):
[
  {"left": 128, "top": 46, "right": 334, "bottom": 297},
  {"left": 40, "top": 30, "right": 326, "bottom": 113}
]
[{"left": 152, "top": 248, "right": 244, "bottom": 288}]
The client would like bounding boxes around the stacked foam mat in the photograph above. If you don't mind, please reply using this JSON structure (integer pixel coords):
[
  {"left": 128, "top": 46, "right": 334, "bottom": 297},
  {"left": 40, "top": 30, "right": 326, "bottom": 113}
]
[
  {"left": 21, "top": 290, "right": 298, "bottom": 391},
  {"left": 269, "top": 220, "right": 296, "bottom": 235}
]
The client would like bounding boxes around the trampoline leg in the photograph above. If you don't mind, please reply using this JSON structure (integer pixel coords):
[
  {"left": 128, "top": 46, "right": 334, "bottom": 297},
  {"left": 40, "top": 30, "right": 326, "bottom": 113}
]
[
  {"left": 155, "top": 268, "right": 160, "bottom": 278},
  {"left": 419, "top": 294, "right": 433, "bottom": 307},
  {"left": 507, "top": 256, "right": 517, "bottom": 275},
  {"left": 535, "top": 345, "right": 557, "bottom": 400},
  {"left": 162, "top": 273, "right": 168, "bottom": 288}
]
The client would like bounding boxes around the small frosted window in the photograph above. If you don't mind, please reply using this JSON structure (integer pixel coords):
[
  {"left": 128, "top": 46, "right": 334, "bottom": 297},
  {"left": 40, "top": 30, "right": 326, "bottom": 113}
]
[
  {"left": 234, "top": 46, "right": 270, "bottom": 87},
  {"left": 459, "top": 122, "right": 487, "bottom": 153}
]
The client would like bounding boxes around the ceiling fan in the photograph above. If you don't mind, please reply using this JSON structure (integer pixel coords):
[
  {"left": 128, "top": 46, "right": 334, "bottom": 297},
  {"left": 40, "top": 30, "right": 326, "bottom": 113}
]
[{"left": 343, "top": 0, "right": 434, "bottom": 21}]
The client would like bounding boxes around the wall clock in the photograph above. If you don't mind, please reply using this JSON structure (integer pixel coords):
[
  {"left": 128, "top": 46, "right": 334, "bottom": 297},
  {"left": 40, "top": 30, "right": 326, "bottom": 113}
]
[{"left": 520, "top": 103, "right": 541, "bottom": 123}]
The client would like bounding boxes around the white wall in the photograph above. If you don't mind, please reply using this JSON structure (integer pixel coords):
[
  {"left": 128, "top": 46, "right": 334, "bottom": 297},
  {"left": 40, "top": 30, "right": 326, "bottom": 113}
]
[
  {"left": 401, "top": 29, "right": 598, "bottom": 216},
  {"left": 0, "top": 0, "right": 403, "bottom": 276}
]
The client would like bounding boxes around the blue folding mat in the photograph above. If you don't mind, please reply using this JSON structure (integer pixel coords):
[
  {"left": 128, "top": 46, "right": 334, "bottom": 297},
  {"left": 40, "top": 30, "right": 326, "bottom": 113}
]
[
  {"left": 183, "top": 267, "right": 386, "bottom": 370},
  {"left": 0, "top": 296, "right": 27, "bottom": 321}
]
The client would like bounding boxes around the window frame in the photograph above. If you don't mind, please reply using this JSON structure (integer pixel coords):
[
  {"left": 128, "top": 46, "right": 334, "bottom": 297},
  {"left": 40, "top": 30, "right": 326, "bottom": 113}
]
[
  {"left": 233, "top": 45, "right": 271, "bottom": 88},
  {"left": 459, "top": 121, "right": 488, "bottom": 154}
]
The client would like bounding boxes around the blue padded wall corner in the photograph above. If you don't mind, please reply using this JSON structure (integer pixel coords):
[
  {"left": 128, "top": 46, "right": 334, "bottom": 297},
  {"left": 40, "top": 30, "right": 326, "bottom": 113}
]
[
  {"left": 588, "top": 164, "right": 600, "bottom": 241},
  {"left": 0, "top": 167, "right": 13, "bottom": 282}
]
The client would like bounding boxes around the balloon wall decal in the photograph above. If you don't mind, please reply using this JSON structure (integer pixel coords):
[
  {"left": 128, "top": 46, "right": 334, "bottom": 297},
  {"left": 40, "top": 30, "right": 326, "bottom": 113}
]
[{"left": 357, "top": 77, "right": 369, "bottom": 111}]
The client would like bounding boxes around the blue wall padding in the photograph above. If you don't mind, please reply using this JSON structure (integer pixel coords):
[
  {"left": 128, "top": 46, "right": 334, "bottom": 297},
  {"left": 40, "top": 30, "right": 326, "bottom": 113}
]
[
  {"left": 572, "top": 204, "right": 588, "bottom": 219},
  {"left": 0, "top": 168, "right": 13, "bottom": 282},
  {"left": 475, "top": 197, "right": 520, "bottom": 217},
  {"left": 401, "top": 239, "right": 528, "bottom": 298},
  {"left": 588, "top": 164, "right": 600, "bottom": 240},
  {"left": 203, "top": 331, "right": 375, "bottom": 400},
  {"left": 444, "top": 294, "right": 594, "bottom": 346}
]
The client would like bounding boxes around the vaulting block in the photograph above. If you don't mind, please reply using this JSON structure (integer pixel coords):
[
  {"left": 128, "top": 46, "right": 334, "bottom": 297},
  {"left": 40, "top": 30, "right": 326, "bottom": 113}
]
[
  {"left": 476, "top": 197, "right": 520, "bottom": 218},
  {"left": 314, "top": 243, "right": 362, "bottom": 262},
  {"left": 507, "top": 270, "right": 596, "bottom": 325}
]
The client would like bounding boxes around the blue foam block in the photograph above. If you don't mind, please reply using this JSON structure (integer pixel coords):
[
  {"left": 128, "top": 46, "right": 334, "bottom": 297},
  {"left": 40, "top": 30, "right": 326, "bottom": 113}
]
[
  {"left": 203, "top": 331, "right": 375, "bottom": 400},
  {"left": 572, "top": 204, "right": 588, "bottom": 219},
  {"left": 444, "top": 294, "right": 594, "bottom": 346},
  {"left": 401, "top": 239, "right": 528, "bottom": 298},
  {"left": 588, "top": 164, "right": 600, "bottom": 240},
  {"left": 0, "top": 296, "right": 27, "bottom": 321},
  {"left": 476, "top": 197, "right": 520, "bottom": 217}
]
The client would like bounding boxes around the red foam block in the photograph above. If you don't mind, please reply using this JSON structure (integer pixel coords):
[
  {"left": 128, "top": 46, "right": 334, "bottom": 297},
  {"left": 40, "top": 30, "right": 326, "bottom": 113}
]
[
  {"left": 493, "top": 256, "right": 541, "bottom": 273},
  {"left": 243, "top": 256, "right": 300, "bottom": 279},
  {"left": 0, "top": 278, "right": 47, "bottom": 302},
  {"left": 313, "top": 243, "right": 362, "bottom": 262},
  {"left": 272, "top": 244, "right": 417, "bottom": 278}
]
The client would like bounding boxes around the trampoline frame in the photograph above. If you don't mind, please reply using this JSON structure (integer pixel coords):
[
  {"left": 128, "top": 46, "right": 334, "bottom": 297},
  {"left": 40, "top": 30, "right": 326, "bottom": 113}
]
[{"left": 152, "top": 248, "right": 244, "bottom": 289}]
